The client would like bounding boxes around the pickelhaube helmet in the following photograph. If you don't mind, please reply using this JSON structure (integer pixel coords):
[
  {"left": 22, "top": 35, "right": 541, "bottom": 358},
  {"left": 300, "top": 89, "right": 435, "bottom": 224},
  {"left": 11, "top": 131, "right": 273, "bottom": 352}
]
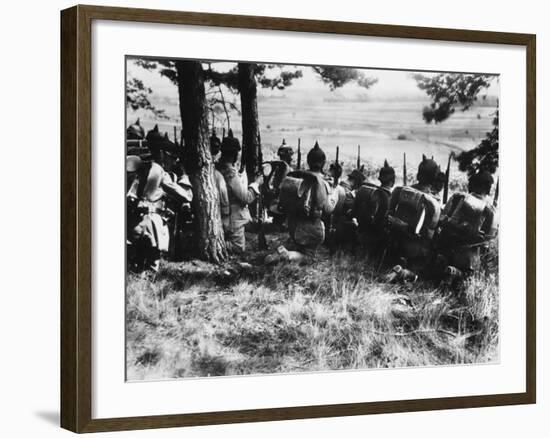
[
  {"left": 379, "top": 159, "right": 396, "bottom": 184},
  {"left": 417, "top": 154, "right": 440, "bottom": 185},
  {"left": 220, "top": 129, "right": 241, "bottom": 155},
  {"left": 468, "top": 170, "right": 494, "bottom": 195},
  {"left": 127, "top": 118, "right": 145, "bottom": 140},
  {"left": 145, "top": 124, "right": 164, "bottom": 145},
  {"left": 348, "top": 167, "right": 366, "bottom": 185},
  {"left": 210, "top": 128, "right": 221, "bottom": 156},
  {"left": 277, "top": 139, "right": 294, "bottom": 158},
  {"left": 307, "top": 141, "right": 326, "bottom": 170},
  {"left": 145, "top": 125, "right": 164, "bottom": 161}
]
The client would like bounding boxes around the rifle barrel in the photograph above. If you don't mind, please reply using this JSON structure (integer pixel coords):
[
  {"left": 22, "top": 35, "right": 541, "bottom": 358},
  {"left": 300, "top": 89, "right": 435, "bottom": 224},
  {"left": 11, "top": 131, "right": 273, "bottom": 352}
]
[
  {"left": 443, "top": 152, "right": 452, "bottom": 204},
  {"left": 403, "top": 153, "right": 407, "bottom": 186},
  {"left": 493, "top": 178, "right": 500, "bottom": 207}
]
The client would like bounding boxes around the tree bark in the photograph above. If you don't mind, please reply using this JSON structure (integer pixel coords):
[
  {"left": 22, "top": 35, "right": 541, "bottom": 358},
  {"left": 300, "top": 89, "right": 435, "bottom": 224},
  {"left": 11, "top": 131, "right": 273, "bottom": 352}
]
[
  {"left": 175, "top": 60, "right": 227, "bottom": 263},
  {"left": 238, "top": 63, "right": 261, "bottom": 182}
]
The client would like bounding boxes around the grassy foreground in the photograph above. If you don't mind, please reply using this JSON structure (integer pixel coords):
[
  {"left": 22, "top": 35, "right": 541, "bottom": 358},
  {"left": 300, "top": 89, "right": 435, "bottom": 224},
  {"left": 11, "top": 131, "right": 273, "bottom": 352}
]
[{"left": 126, "top": 232, "right": 499, "bottom": 381}]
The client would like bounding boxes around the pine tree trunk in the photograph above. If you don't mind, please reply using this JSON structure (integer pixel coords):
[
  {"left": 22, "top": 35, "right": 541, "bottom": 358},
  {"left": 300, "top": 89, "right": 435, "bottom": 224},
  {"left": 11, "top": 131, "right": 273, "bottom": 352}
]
[
  {"left": 238, "top": 63, "right": 261, "bottom": 182},
  {"left": 175, "top": 60, "right": 227, "bottom": 263}
]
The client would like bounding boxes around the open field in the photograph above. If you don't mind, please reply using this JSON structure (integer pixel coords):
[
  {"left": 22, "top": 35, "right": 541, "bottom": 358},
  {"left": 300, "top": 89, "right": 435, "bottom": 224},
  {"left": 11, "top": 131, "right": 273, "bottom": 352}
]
[
  {"left": 126, "top": 232, "right": 499, "bottom": 381},
  {"left": 130, "top": 98, "right": 496, "bottom": 169}
]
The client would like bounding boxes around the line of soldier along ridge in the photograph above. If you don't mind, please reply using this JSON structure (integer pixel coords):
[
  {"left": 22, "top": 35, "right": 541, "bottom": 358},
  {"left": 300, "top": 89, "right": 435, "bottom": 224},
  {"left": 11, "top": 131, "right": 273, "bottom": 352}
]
[{"left": 126, "top": 118, "right": 498, "bottom": 288}]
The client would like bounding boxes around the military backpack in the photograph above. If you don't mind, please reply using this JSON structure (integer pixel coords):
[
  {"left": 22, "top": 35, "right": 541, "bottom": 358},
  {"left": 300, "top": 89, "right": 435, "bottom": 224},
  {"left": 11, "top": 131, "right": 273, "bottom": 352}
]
[{"left": 279, "top": 170, "right": 330, "bottom": 219}]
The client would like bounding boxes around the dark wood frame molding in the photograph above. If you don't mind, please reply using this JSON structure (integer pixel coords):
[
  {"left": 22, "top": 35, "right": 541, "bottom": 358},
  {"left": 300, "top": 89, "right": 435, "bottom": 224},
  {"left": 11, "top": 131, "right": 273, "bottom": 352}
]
[{"left": 61, "top": 4, "right": 536, "bottom": 433}]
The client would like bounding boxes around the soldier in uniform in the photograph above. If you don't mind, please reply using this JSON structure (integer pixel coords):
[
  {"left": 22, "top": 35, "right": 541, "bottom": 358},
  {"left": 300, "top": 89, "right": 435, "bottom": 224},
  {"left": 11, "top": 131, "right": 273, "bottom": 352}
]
[
  {"left": 265, "top": 140, "right": 294, "bottom": 228},
  {"left": 127, "top": 118, "right": 145, "bottom": 140},
  {"left": 210, "top": 129, "right": 222, "bottom": 162},
  {"left": 332, "top": 167, "right": 366, "bottom": 252},
  {"left": 431, "top": 170, "right": 446, "bottom": 202},
  {"left": 215, "top": 130, "right": 262, "bottom": 254},
  {"left": 384, "top": 155, "right": 442, "bottom": 282},
  {"left": 277, "top": 139, "right": 294, "bottom": 167},
  {"left": 126, "top": 151, "right": 192, "bottom": 272},
  {"left": 354, "top": 160, "right": 396, "bottom": 258},
  {"left": 144, "top": 124, "right": 165, "bottom": 163},
  {"left": 266, "top": 142, "right": 338, "bottom": 263},
  {"left": 434, "top": 170, "right": 498, "bottom": 286}
]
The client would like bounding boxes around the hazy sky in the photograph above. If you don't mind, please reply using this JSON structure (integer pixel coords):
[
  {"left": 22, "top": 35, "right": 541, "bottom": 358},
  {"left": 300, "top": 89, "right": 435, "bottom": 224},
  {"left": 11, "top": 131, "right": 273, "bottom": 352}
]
[{"left": 127, "top": 59, "right": 499, "bottom": 103}]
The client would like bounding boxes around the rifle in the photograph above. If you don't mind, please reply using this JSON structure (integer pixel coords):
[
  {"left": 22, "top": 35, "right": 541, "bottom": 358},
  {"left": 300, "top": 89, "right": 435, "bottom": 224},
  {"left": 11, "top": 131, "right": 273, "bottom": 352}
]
[
  {"left": 403, "top": 152, "right": 407, "bottom": 186},
  {"left": 334, "top": 146, "right": 340, "bottom": 187},
  {"left": 256, "top": 135, "right": 267, "bottom": 250},
  {"left": 357, "top": 144, "right": 361, "bottom": 169},
  {"left": 443, "top": 152, "right": 453, "bottom": 204},
  {"left": 297, "top": 138, "right": 301, "bottom": 170},
  {"left": 328, "top": 146, "right": 340, "bottom": 255},
  {"left": 493, "top": 178, "right": 499, "bottom": 207}
]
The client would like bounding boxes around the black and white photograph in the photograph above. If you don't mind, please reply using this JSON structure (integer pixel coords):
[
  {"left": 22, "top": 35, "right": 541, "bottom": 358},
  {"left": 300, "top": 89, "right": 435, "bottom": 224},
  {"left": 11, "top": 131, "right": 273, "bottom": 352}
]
[{"left": 125, "top": 56, "right": 500, "bottom": 381}]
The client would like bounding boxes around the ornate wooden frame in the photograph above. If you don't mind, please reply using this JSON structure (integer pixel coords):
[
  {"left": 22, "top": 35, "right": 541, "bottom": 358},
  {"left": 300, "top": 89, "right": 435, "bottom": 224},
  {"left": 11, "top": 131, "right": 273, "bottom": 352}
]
[{"left": 61, "top": 4, "right": 536, "bottom": 433}]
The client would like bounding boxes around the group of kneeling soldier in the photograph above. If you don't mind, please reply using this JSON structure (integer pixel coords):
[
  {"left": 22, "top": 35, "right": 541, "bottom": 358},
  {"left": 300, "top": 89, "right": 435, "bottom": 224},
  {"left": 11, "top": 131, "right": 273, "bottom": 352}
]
[{"left": 126, "top": 118, "right": 498, "bottom": 287}]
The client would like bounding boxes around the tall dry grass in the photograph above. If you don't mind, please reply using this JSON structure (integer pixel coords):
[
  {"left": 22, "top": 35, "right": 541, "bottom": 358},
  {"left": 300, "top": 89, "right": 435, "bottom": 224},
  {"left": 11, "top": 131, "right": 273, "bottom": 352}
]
[{"left": 126, "top": 240, "right": 499, "bottom": 380}]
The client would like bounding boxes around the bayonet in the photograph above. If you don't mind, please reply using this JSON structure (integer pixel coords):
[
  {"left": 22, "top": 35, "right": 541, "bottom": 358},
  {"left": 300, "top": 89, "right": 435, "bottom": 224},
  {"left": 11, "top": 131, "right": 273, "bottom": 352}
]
[
  {"left": 493, "top": 178, "right": 499, "bottom": 207},
  {"left": 256, "top": 134, "right": 267, "bottom": 250},
  {"left": 403, "top": 152, "right": 407, "bottom": 186},
  {"left": 443, "top": 152, "right": 453, "bottom": 204},
  {"left": 334, "top": 146, "right": 340, "bottom": 187},
  {"left": 328, "top": 145, "right": 341, "bottom": 255}
]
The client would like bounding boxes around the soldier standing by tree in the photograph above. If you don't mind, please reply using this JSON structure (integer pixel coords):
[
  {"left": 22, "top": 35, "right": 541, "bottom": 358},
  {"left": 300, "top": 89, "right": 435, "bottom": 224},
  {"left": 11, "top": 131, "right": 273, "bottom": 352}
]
[{"left": 216, "top": 130, "right": 263, "bottom": 254}]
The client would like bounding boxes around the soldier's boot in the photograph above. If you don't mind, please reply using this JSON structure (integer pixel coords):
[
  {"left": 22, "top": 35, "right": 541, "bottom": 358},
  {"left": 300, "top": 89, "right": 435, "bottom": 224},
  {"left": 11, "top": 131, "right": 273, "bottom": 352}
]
[
  {"left": 433, "top": 254, "right": 448, "bottom": 278},
  {"left": 278, "top": 245, "right": 307, "bottom": 262},
  {"left": 400, "top": 268, "right": 418, "bottom": 283},
  {"left": 383, "top": 264, "right": 403, "bottom": 282},
  {"left": 383, "top": 264, "right": 418, "bottom": 283},
  {"left": 265, "top": 245, "right": 306, "bottom": 265},
  {"left": 441, "top": 265, "right": 464, "bottom": 288},
  {"left": 264, "top": 250, "right": 282, "bottom": 265}
]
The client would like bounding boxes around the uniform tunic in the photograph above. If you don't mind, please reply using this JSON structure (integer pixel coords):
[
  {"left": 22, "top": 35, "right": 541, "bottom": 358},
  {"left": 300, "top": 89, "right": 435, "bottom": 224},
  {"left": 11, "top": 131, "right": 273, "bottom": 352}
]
[
  {"left": 387, "top": 183, "right": 441, "bottom": 271},
  {"left": 286, "top": 172, "right": 338, "bottom": 258},
  {"left": 355, "top": 184, "right": 392, "bottom": 255},
  {"left": 437, "top": 192, "right": 498, "bottom": 274},
  {"left": 127, "top": 161, "right": 191, "bottom": 270},
  {"left": 332, "top": 180, "right": 358, "bottom": 251},
  {"left": 216, "top": 162, "right": 259, "bottom": 253}
]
